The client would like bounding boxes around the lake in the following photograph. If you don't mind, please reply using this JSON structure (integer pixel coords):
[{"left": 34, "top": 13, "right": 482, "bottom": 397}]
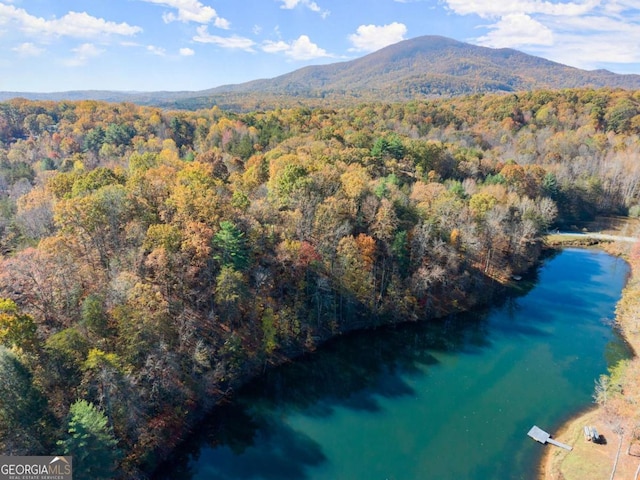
[{"left": 156, "top": 248, "right": 631, "bottom": 480}]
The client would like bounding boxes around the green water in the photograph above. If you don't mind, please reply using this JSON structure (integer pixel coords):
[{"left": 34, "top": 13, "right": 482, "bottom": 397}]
[{"left": 161, "top": 249, "right": 631, "bottom": 480}]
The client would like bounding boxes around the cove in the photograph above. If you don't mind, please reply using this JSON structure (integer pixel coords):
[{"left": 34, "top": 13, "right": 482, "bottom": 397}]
[{"left": 156, "top": 248, "right": 631, "bottom": 480}]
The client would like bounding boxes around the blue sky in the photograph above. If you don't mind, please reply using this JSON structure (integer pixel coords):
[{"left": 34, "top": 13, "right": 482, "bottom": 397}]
[{"left": 1, "top": 0, "right": 640, "bottom": 92}]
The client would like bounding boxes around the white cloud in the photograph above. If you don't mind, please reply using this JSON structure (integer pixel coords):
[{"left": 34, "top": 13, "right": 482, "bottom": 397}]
[
  {"left": 442, "top": 0, "right": 600, "bottom": 19},
  {"left": 179, "top": 47, "right": 195, "bottom": 56},
  {"left": 141, "top": 0, "right": 229, "bottom": 27},
  {"left": 262, "top": 35, "right": 331, "bottom": 60},
  {"left": 55, "top": 12, "right": 142, "bottom": 37},
  {"left": 348, "top": 22, "right": 408, "bottom": 52},
  {"left": 64, "top": 43, "right": 105, "bottom": 66},
  {"left": 288, "top": 35, "right": 330, "bottom": 59},
  {"left": 262, "top": 40, "right": 290, "bottom": 53},
  {"left": 13, "top": 42, "right": 44, "bottom": 57},
  {"left": 476, "top": 13, "right": 554, "bottom": 48},
  {"left": 278, "top": 0, "right": 330, "bottom": 18},
  {"left": 532, "top": 25, "right": 640, "bottom": 69},
  {"left": 147, "top": 45, "right": 166, "bottom": 56},
  {"left": 0, "top": 5, "right": 142, "bottom": 38},
  {"left": 603, "top": 0, "right": 640, "bottom": 16},
  {"left": 443, "top": 0, "right": 640, "bottom": 71},
  {"left": 214, "top": 17, "right": 230, "bottom": 29},
  {"left": 193, "top": 26, "right": 256, "bottom": 51},
  {"left": 549, "top": 14, "right": 639, "bottom": 34}
]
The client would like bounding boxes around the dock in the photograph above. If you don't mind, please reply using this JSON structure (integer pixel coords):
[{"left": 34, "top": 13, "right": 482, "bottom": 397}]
[{"left": 527, "top": 425, "right": 573, "bottom": 451}]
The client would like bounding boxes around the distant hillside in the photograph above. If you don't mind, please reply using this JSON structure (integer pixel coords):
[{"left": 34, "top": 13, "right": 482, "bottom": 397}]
[{"left": 2, "top": 35, "right": 640, "bottom": 111}]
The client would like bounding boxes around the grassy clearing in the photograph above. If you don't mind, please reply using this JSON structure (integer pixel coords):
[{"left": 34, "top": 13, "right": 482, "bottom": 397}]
[
  {"left": 541, "top": 410, "right": 624, "bottom": 480},
  {"left": 544, "top": 234, "right": 591, "bottom": 245}
]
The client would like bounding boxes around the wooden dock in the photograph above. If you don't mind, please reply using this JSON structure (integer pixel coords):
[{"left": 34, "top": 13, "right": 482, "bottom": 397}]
[{"left": 528, "top": 425, "right": 573, "bottom": 451}]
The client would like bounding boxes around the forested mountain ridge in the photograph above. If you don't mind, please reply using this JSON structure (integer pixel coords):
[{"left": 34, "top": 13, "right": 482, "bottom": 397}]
[
  {"left": 0, "top": 88, "right": 640, "bottom": 478},
  {"left": 205, "top": 36, "right": 640, "bottom": 98},
  {"left": 2, "top": 36, "right": 640, "bottom": 111}
]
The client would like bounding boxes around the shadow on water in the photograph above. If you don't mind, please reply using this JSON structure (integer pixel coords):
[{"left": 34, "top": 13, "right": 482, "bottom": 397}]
[
  {"left": 246, "top": 315, "right": 471, "bottom": 414},
  {"left": 605, "top": 328, "right": 634, "bottom": 368},
  {"left": 153, "top": 278, "right": 545, "bottom": 480},
  {"left": 155, "top": 403, "right": 327, "bottom": 480}
]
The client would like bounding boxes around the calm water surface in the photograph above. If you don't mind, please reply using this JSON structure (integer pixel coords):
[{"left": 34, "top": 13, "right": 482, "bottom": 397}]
[{"left": 160, "top": 248, "right": 631, "bottom": 480}]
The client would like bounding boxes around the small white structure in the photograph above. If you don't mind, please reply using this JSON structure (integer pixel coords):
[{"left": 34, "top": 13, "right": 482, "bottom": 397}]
[{"left": 527, "top": 425, "right": 573, "bottom": 451}]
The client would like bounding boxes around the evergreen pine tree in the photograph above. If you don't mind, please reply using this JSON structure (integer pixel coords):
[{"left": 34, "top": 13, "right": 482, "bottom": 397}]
[{"left": 58, "top": 400, "right": 121, "bottom": 480}]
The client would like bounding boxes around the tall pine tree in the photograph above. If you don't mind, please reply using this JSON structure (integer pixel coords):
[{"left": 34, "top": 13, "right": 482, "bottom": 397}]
[{"left": 58, "top": 400, "right": 121, "bottom": 480}]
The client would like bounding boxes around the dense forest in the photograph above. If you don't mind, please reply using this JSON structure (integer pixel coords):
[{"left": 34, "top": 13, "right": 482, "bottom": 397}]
[{"left": 0, "top": 88, "right": 639, "bottom": 478}]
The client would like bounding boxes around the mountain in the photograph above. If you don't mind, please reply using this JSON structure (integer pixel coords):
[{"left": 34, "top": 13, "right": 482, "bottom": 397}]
[
  {"left": 207, "top": 36, "right": 640, "bottom": 95},
  {"left": 2, "top": 35, "right": 640, "bottom": 110}
]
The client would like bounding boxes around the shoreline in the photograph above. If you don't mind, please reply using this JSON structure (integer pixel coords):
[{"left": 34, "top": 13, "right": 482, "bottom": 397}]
[
  {"left": 150, "top": 261, "right": 522, "bottom": 478},
  {"left": 538, "top": 227, "right": 640, "bottom": 480},
  {"left": 537, "top": 407, "right": 598, "bottom": 480},
  {"left": 152, "top": 223, "right": 638, "bottom": 479}
]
